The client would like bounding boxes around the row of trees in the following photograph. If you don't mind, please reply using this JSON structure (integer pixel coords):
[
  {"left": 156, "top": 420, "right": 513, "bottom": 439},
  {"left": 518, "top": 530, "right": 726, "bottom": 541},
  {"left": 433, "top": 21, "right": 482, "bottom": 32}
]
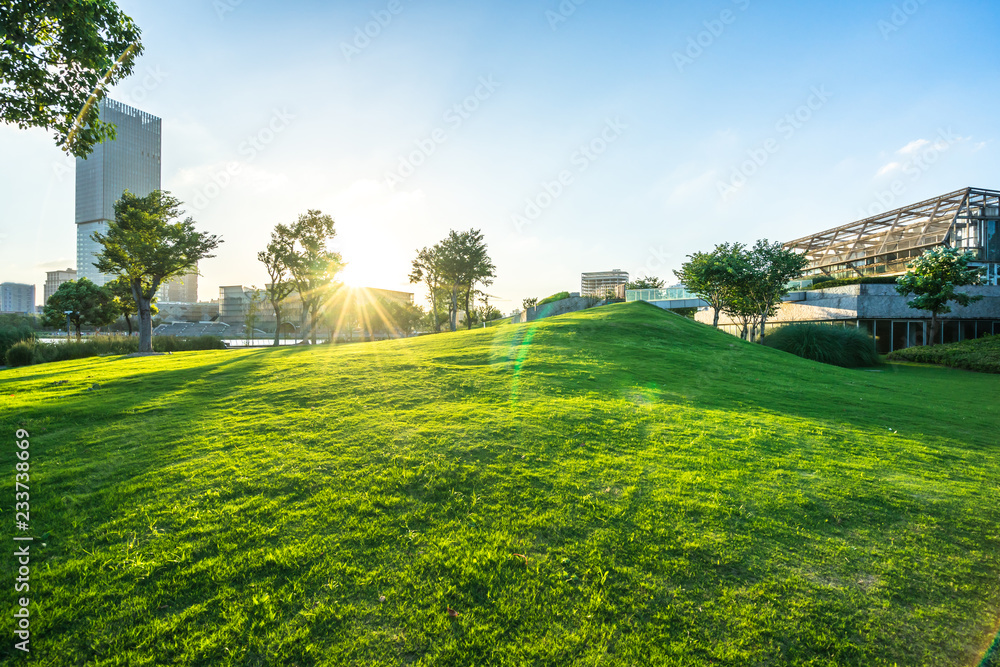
[
  {"left": 409, "top": 229, "right": 497, "bottom": 332},
  {"left": 41, "top": 275, "right": 157, "bottom": 338},
  {"left": 675, "top": 240, "right": 808, "bottom": 342}
]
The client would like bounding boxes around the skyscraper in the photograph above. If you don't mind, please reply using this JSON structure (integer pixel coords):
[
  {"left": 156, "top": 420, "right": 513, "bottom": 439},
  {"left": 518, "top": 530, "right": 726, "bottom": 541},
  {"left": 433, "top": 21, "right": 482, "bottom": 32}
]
[
  {"left": 44, "top": 268, "right": 77, "bottom": 304},
  {"left": 76, "top": 98, "right": 161, "bottom": 286},
  {"left": 0, "top": 283, "right": 36, "bottom": 314}
]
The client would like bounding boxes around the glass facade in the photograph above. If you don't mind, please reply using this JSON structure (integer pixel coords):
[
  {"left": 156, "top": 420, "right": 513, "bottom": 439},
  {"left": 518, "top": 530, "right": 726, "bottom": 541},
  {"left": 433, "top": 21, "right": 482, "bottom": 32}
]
[{"left": 76, "top": 99, "right": 161, "bottom": 286}]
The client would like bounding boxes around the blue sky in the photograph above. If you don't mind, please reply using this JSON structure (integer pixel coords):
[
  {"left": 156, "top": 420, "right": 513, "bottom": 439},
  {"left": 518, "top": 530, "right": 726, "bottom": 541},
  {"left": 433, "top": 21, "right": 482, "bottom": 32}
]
[{"left": 2, "top": 0, "right": 999, "bottom": 311}]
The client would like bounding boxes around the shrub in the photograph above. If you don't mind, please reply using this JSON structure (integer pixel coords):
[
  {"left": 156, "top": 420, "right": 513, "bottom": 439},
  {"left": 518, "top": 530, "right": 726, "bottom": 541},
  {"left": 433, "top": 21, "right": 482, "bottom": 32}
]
[
  {"left": 6, "top": 335, "right": 227, "bottom": 367},
  {"left": 887, "top": 334, "right": 1000, "bottom": 374},
  {"left": 537, "top": 291, "right": 571, "bottom": 307},
  {"left": 5, "top": 341, "right": 35, "bottom": 367},
  {"left": 763, "top": 323, "right": 880, "bottom": 368},
  {"left": 0, "top": 325, "right": 36, "bottom": 361},
  {"left": 802, "top": 276, "right": 898, "bottom": 291}
]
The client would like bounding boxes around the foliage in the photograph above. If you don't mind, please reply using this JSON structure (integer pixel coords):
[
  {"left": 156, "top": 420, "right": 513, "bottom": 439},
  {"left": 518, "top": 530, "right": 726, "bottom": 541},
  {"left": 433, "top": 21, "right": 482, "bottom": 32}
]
[
  {"left": 0, "top": 324, "right": 36, "bottom": 362},
  {"left": 674, "top": 242, "right": 745, "bottom": 328},
  {"left": 888, "top": 334, "right": 1000, "bottom": 374},
  {"left": 537, "top": 291, "right": 571, "bottom": 306},
  {"left": 379, "top": 298, "right": 424, "bottom": 336},
  {"left": 258, "top": 228, "right": 299, "bottom": 346},
  {"left": 522, "top": 297, "right": 538, "bottom": 310},
  {"left": 93, "top": 190, "right": 222, "bottom": 353},
  {"left": 436, "top": 229, "right": 497, "bottom": 331},
  {"left": 895, "top": 247, "right": 985, "bottom": 346},
  {"left": 625, "top": 276, "right": 665, "bottom": 290},
  {"left": 0, "top": 0, "right": 143, "bottom": 157},
  {"left": 763, "top": 323, "right": 880, "bottom": 368},
  {"left": 2, "top": 303, "right": 1000, "bottom": 665},
  {"left": 105, "top": 275, "right": 156, "bottom": 335},
  {"left": 409, "top": 246, "right": 445, "bottom": 333},
  {"left": 275, "top": 210, "right": 343, "bottom": 344},
  {"left": 724, "top": 240, "right": 809, "bottom": 342},
  {"left": 0, "top": 313, "right": 40, "bottom": 330},
  {"left": 802, "top": 276, "right": 898, "bottom": 290},
  {"left": 4, "top": 340, "right": 34, "bottom": 367},
  {"left": 41, "top": 277, "right": 119, "bottom": 339},
  {"left": 5, "top": 334, "right": 225, "bottom": 367}
]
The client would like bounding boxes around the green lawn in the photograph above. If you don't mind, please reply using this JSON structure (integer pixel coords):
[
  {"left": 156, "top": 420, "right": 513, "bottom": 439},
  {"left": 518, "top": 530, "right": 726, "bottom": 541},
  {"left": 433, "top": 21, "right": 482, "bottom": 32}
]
[{"left": 2, "top": 302, "right": 999, "bottom": 666}]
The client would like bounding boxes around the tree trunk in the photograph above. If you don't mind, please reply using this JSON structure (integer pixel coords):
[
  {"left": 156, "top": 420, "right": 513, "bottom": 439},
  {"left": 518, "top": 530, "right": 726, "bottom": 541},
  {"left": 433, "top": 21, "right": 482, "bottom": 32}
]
[
  {"left": 272, "top": 305, "right": 282, "bottom": 346},
  {"left": 449, "top": 286, "right": 459, "bottom": 332},
  {"left": 928, "top": 313, "right": 939, "bottom": 347},
  {"left": 125, "top": 314, "right": 133, "bottom": 336},
  {"left": 712, "top": 307, "right": 720, "bottom": 328},
  {"left": 758, "top": 315, "right": 767, "bottom": 343},
  {"left": 464, "top": 288, "right": 474, "bottom": 330},
  {"left": 138, "top": 297, "right": 154, "bottom": 352},
  {"left": 74, "top": 321, "right": 82, "bottom": 341}
]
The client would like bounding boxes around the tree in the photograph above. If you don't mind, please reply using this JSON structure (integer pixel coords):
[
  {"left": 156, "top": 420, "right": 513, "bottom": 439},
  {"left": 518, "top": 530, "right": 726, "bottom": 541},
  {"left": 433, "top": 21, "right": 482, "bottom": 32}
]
[
  {"left": 277, "top": 210, "right": 342, "bottom": 344},
  {"left": 895, "top": 247, "right": 985, "bottom": 346},
  {"left": 105, "top": 275, "right": 155, "bottom": 335},
  {"left": 720, "top": 241, "right": 807, "bottom": 342},
  {"left": 258, "top": 228, "right": 298, "bottom": 346},
  {"left": 243, "top": 286, "right": 263, "bottom": 346},
  {"left": 625, "top": 276, "right": 665, "bottom": 290},
  {"left": 435, "top": 229, "right": 496, "bottom": 331},
  {"left": 674, "top": 243, "right": 745, "bottom": 328},
  {"left": 1, "top": 0, "right": 143, "bottom": 157},
  {"left": 380, "top": 298, "right": 424, "bottom": 337},
  {"left": 409, "top": 246, "right": 445, "bottom": 333},
  {"left": 92, "top": 190, "right": 222, "bottom": 353},
  {"left": 42, "top": 278, "right": 118, "bottom": 339},
  {"left": 522, "top": 297, "right": 538, "bottom": 310}
]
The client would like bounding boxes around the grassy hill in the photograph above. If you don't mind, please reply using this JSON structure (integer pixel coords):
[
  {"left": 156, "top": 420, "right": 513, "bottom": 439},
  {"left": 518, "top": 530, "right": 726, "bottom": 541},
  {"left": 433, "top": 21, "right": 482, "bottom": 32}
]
[{"left": 2, "top": 302, "right": 999, "bottom": 666}]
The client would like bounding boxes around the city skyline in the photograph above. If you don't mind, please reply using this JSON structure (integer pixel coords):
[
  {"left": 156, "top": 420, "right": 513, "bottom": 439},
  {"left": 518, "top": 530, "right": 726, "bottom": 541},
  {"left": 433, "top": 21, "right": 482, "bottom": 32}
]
[{"left": 1, "top": 0, "right": 999, "bottom": 310}]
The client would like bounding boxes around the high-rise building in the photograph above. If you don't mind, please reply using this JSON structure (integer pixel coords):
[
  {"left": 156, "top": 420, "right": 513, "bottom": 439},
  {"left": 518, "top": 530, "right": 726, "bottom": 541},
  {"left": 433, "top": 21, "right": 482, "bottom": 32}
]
[
  {"left": 0, "top": 283, "right": 36, "bottom": 314},
  {"left": 581, "top": 269, "right": 629, "bottom": 297},
  {"left": 76, "top": 98, "right": 161, "bottom": 286},
  {"left": 157, "top": 270, "right": 199, "bottom": 303},
  {"left": 44, "top": 268, "right": 77, "bottom": 305}
]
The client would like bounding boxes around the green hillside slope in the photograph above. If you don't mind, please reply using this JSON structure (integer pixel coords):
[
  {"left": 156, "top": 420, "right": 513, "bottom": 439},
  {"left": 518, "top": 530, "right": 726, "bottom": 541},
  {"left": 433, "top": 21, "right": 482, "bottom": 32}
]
[{"left": 2, "top": 302, "right": 999, "bottom": 666}]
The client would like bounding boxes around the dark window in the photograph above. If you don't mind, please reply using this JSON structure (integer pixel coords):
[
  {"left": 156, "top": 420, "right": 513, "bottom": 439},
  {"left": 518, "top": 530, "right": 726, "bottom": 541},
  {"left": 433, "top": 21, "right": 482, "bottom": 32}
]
[
  {"left": 875, "top": 320, "right": 892, "bottom": 355},
  {"left": 942, "top": 321, "right": 960, "bottom": 345},
  {"left": 962, "top": 321, "right": 977, "bottom": 341},
  {"left": 892, "top": 321, "right": 908, "bottom": 352}
]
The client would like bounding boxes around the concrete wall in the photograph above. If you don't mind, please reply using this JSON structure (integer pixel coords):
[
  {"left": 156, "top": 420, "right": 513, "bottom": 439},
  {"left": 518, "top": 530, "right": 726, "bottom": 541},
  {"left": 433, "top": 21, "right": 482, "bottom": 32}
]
[
  {"left": 695, "top": 284, "right": 1000, "bottom": 327},
  {"left": 511, "top": 296, "right": 603, "bottom": 324}
]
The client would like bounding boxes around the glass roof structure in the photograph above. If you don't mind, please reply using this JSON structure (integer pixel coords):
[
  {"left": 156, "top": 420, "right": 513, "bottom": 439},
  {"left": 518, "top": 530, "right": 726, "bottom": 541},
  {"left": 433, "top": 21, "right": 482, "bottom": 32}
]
[{"left": 784, "top": 187, "right": 1000, "bottom": 283}]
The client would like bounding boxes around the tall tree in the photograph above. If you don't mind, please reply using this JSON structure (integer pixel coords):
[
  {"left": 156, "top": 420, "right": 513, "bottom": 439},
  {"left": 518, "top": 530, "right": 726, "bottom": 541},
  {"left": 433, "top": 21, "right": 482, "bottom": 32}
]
[
  {"left": 674, "top": 243, "right": 745, "bottom": 328},
  {"left": 409, "top": 246, "right": 445, "bottom": 333},
  {"left": 436, "top": 229, "right": 496, "bottom": 331},
  {"left": 744, "top": 240, "right": 809, "bottom": 341},
  {"left": 1, "top": 0, "right": 143, "bottom": 157},
  {"left": 895, "top": 247, "right": 985, "bottom": 346},
  {"left": 42, "top": 278, "right": 118, "bottom": 339},
  {"left": 278, "top": 210, "right": 342, "bottom": 344},
  {"left": 92, "top": 190, "right": 222, "bottom": 353},
  {"left": 105, "top": 275, "right": 155, "bottom": 335},
  {"left": 257, "top": 228, "right": 298, "bottom": 346}
]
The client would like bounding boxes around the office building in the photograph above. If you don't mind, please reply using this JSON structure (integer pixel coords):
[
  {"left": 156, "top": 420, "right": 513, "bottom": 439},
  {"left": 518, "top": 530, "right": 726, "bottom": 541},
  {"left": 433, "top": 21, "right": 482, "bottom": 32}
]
[
  {"left": 44, "top": 268, "right": 76, "bottom": 304},
  {"left": 76, "top": 98, "right": 161, "bottom": 286},
  {"left": 581, "top": 269, "right": 629, "bottom": 297},
  {"left": 157, "top": 270, "right": 199, "bottom": 303},
  {"left": 0, "top": 283, "right": 36, "bottom": 314}
]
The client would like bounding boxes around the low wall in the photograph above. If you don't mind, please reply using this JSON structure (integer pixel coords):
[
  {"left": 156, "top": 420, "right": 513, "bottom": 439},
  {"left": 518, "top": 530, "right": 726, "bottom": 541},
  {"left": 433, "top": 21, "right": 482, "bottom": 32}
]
[{"left": 511, "top": 296, "right": 603, "bottom": 324}]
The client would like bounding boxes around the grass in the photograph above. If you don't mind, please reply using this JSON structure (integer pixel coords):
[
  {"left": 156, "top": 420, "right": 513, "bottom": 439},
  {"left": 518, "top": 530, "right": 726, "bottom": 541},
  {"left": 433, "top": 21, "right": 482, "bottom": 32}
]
[
  {"left": 888, "top": 334, "right": 1000, "bottom": 374},
  {"left": 1, "top": 302, "right": 999, "bottom": 666},
  {"left": 763, "top": 323, "right": 881, "bottom": 368}
]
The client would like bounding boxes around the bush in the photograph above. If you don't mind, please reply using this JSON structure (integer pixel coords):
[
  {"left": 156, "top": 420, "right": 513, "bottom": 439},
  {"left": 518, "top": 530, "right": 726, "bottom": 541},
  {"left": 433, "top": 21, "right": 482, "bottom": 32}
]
[
  {"left": 6, "top": 335, "right": 227, "bottom": 367},
  {"left": 0, "top": 325, "right": 36, "bottom": 361},
  {"left": 763, "top": 323, "right": 880, "bottom": 368},
  {"left": 5, "top": 341, "right": 35, "bottom": 367},
  {"left": 887, "top": 334, "right": 1000, "bottom": 374},
  {"left": 537, "top": 291, "right": 571, "bottom": 307},
  {"left": 802, "top": 276, "right": 898, "bottom": 291}
]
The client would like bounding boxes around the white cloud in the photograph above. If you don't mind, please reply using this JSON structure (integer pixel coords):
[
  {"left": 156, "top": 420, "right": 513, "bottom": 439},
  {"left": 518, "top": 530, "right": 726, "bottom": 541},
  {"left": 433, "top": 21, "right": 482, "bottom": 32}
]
[
  {"left": 897, "top": 139, "right": 930, "bottom": 155},
  {"left": 876, "top": 161, "right": 902, "bottom": 177}
]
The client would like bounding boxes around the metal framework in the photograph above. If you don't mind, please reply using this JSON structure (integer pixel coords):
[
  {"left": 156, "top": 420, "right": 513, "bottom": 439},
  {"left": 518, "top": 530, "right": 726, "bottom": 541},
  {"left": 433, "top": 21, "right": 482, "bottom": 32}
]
[{"left": 784, "top": 187, "right": 1000, "bottom": 282}]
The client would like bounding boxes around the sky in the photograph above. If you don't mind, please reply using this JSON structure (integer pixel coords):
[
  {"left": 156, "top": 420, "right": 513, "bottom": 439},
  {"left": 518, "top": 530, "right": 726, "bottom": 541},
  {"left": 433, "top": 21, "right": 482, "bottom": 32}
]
[{"left": 2, "top": 0, "right": 999, "bottom": 312}]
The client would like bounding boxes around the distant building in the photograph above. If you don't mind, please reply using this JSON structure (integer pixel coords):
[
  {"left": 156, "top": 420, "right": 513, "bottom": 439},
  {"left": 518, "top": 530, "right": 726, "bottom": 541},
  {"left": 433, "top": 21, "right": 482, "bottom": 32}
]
[
  {"left": 44, "top": 268, "right": 76, "bottom": 304},
  {"left": 0, "top": 283, "right": 36, "bottom": 314},
  {"left": 76, "top": 98, "right": 161, "bottom": 286},
  {"left": 157, "top": 270, "right": 199, "bottom": 303},
  {"left": 581, "top": 269, "right": 629, "bottom": 297},
  {"left": 218, "top": 285, "right": 413, "bottom": 332}
]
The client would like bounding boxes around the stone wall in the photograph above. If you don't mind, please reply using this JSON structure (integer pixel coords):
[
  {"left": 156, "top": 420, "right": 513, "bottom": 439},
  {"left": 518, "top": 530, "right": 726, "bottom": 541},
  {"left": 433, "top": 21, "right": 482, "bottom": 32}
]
[{"left": 511, "top": 296, "right": 604, "bottom": 324}]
